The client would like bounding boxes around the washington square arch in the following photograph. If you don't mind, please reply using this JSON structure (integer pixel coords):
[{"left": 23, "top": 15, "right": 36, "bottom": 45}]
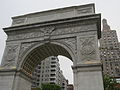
[{"left": 0, "top": 3, "right": 104, "bottom": 90}]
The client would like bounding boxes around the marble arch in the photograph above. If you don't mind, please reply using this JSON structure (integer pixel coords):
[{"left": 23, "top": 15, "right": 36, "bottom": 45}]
[
  {"left": 0, "top": 3, "right": 104, "bottom": 90},
  {"left": 19, "top": 41, "right": 76, "bottom": 75}
]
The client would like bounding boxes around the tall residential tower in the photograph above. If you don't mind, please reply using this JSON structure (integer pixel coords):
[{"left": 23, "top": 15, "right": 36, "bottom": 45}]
[
  {"left": 100, "top": 19, "right": 120, "bottom": 78},
  {"left": 32, "top": 56, "right": 67, "bottom": 90}
]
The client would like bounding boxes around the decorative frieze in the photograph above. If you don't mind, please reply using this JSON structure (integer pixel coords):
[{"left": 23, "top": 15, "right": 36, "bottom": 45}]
[
  {"left": 7, "top": 23, "right": 96, "bottom": 41},
  {"left": 8, "top": 31, "right": 44, "bottom": 41},
  {"left": 52, "top": 24, "right": 96, "bottom": 35}
]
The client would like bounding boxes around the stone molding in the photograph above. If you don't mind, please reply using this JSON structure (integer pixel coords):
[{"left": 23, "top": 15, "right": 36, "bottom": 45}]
[
  {"left": 6, "top": 21, "right": 98, "bottom": 41},
  {"left": 4, "top": 14, "right": 101, "bottom": 40},
  {"left": 0, "top": 68, "right": 32, "bottom": 82},
  {"left": 11, "top": 4, "right": 95, "bottom": 26},
  {"left": 72, "top": 63, "right": 102, "bottom": 72}
]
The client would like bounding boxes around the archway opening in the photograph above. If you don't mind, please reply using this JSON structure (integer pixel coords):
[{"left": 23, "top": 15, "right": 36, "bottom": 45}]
[
  {"left": 58, "top": 55, "right": 73, "bottom": 84},
  {"left": 32, "top": 55, "right": 73, "bottom": 90},
  {"left": 20, "top": 42, "right": 74, "bottom": 90}
]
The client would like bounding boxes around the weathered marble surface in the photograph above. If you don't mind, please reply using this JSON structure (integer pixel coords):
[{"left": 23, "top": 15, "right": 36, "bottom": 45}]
[{"left": 0, "top": 3, "right": 103, "bottom": 90}]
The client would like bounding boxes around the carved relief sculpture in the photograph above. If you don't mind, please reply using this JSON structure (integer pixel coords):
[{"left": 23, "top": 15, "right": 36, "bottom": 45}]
[
  {"left": 80, "top": 36, "right": 96, "bottom": 62},
  {"left": 1, "top": 45, "right": 18, "bottom": 68}
]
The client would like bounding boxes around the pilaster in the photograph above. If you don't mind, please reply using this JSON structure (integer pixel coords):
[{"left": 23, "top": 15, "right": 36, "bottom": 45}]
[
  {"left": 72, "top": 63, "right": 104, "bottom": 90},
  {"left": 0, "top": 69, "right": 31, "bottom": 90}
]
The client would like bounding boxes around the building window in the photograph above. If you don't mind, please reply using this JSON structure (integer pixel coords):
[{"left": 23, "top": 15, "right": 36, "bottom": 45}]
[
  {"left": 51, "top": 65, "right": 56, "bottom": 68},
  {"left": 51, "top": 69, "right": 56, "bottom": 72},
  {"left": 51, "top": 57, "right": 56, "bottom": 60},
  {"left": 50, "top": 78, "right": 55, "bottom": 81},
  {"left": 50, "top": 82, "right": 55, "bottom": 84},
  {"left": 51, "top": 62, "right": 56, "bottom": 64},
  {"left": 50, "top": 74, "right": 55, "bottom": 77}
]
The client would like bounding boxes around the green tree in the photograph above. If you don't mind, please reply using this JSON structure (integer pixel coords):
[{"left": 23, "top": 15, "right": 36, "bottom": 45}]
[
  {"left": 41, "top": 83, "right": 61, "bottom": 90},
  {"left": 104, "top": 75, "right": 120, "bottom": 90},
  {"left": 31, "top": 88, "right": 41, "bottom": 90}
]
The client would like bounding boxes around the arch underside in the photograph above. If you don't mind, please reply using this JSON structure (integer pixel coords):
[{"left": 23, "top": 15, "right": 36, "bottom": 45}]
[{"left": 21, "top": 43, "right": 73, "bottom": 76}]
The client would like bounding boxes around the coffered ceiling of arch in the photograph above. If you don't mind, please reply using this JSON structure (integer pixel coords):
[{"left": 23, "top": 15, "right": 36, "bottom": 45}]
[
  {"left": 20, "top": 42, "right": 75, "bottom": 75},
  {"left": 18, "top": 36, "right": 77, "bottom": 67}
]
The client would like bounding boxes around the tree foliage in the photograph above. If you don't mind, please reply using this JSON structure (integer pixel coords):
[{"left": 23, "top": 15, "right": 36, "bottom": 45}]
[
  {"left": 41, "top": 83, "right": 62, "bottom": 90},
  {"left": 104, "top": 75, "right": 120, "bottom": 90},
  {"left": 31, "top": 88, "right": 41, "bottom": 90}
]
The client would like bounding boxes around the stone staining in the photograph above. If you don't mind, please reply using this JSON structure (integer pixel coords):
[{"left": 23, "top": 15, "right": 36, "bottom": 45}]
[
  {"left": 77, "top": 7, "right": 92, "bottom": 14},
  {"left": 2, "top": 45, "right": 18, "bottom": 68},
  {"left": 12, "top": 17, "right": 26, "bottom": 25},
  {"left": 80, "top": 36, "right": 96, "bottom": 62}
]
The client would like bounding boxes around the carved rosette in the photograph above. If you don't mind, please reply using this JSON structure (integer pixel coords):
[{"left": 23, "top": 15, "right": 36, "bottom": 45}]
[
  {"left": 1, "top": 45, "right": 19, "bottom": 68},
  {"left": 80, "top": 36, "right": 96, "bottom": 62}
]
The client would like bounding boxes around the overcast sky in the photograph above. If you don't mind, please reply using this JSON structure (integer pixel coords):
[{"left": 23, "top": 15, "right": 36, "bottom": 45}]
[{"left": 0, "top": 0, "right": 120, "bottom": 84}]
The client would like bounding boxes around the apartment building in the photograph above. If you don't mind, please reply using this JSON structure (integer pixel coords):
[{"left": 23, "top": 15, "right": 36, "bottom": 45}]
[
  {"left": 32, "top": 56, "right": 67, "bottom": 90},
  {"left": 100, "top": 19, "right": 120, "bottom": 78}
]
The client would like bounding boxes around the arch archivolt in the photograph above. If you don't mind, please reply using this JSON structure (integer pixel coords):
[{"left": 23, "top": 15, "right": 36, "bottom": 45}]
[{"left": 17, "top": 36, "right": 77, "bottom": 75}]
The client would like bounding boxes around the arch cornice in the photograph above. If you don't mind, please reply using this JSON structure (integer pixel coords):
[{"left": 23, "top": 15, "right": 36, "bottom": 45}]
[{"left": 3, "top": 14, "right": 101, "bottom": 39}]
